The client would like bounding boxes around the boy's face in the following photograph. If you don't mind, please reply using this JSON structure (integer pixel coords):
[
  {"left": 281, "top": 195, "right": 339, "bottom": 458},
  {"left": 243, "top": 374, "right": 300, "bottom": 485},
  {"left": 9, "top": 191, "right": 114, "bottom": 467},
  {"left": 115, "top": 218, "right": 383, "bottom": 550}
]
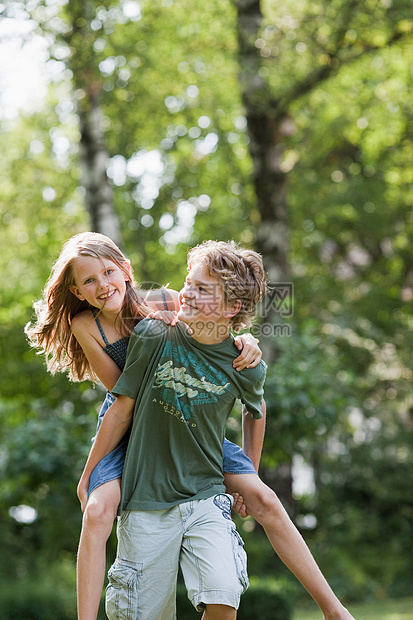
[{"left": 177, "top": 263, "right": 228, "bottom": 334}]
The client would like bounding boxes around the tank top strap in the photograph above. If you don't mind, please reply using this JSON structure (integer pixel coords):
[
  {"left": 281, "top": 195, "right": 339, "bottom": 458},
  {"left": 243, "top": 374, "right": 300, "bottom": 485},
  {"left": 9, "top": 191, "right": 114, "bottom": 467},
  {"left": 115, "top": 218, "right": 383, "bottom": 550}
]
[
  {"left": 91, "top": 309, "right": 110, "bottom": 346},
  {"left": 161, "top": 287, "right": 169, "bottom": 311}
]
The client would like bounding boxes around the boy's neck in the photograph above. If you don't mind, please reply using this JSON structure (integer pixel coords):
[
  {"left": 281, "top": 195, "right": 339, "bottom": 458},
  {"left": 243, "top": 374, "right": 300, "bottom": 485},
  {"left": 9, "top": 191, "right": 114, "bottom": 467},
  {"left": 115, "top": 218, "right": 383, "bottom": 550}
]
[{"left": 184, "top": 320, "right": 230, "bottom": 345}]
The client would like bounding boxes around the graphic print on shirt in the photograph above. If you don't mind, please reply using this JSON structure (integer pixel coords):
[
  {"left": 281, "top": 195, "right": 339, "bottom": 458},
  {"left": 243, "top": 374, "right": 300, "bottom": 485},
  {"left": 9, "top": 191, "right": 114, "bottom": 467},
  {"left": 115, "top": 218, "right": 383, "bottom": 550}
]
[{"left": 151, "top": 339, "right": 230, "bottom": 426}]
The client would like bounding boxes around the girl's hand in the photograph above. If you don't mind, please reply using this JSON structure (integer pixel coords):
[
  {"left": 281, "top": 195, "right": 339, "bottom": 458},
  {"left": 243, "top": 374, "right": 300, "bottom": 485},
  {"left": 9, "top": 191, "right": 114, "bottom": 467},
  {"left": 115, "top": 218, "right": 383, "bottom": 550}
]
[
  {"left": 77, "top": 477, "right": 89, "bottom": 513},
  {"left": 233, "top": 333, "right": 262, "bottom": 370},
  {"left": 232, "top": 492, "right": 249, "bottom": 518},
  {"left": 146, "top": 310, "right": 179, "bottom": 325}
]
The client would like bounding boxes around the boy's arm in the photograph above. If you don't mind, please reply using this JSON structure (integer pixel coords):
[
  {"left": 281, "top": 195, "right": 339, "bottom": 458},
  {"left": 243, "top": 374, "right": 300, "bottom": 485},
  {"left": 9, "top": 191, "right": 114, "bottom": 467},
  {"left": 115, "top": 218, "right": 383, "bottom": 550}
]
[
  {"left": 242, "top": 398, "right": 266, "bottom": 472},
  {"left": 77, "top": 394, "right": 135, "bottom": 511}
]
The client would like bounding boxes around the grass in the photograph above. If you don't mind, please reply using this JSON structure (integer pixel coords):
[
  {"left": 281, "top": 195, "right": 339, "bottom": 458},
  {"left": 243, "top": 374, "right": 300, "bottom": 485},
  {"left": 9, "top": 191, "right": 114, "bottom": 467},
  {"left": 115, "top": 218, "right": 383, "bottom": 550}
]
[{"left": 293, "top": 597, "right": 413, "bottom": 620}]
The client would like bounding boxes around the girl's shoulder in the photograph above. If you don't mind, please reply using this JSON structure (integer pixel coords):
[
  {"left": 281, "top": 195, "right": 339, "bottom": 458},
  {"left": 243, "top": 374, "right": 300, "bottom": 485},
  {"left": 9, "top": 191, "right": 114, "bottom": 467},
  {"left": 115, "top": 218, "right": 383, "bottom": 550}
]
[
  {"left": 70, "top": 309, "right": 109, "bottom": 351},
  {"left": 70, "top": 309, "right": 96, "bottom": 336},
  {"left": 141, "top": 287, "right": 179, "bottom": 312}
]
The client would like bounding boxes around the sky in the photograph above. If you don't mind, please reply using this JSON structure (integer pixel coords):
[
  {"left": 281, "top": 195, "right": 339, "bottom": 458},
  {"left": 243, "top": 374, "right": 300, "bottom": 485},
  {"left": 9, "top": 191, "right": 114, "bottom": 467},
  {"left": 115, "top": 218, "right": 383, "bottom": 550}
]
[
  {"left": 0, "top": 15, "right": 49, "bottom": 120},
  {"left": 0, "top": 0, "right": 143, "bottom": 120}
]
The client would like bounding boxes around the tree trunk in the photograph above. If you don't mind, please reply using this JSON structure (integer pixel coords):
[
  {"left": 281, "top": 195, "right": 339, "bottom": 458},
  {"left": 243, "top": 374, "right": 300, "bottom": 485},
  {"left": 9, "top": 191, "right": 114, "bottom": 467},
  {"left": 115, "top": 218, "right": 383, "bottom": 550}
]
[
  {"left": 64, "top": 0, "right": 122, "bottom": 247},
  {"left": 235, "top": 0, "right": 295, "bottom": 513},
  {"left": 234, "top": 0, "right": 291, "bottom": 365},
  {"left": 78, "top": 90, "right": 122, "bottom": 247}
]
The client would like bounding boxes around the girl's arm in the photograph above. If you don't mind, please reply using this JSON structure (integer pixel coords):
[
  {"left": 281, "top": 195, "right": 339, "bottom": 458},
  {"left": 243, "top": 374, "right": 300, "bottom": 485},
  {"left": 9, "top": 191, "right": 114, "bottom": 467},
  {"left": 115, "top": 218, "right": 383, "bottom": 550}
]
[
  {"left": 242, "top": 399, "right": 266, "bottom": 472},
  {"left": 77, "top": 394, "right": 135, "bottom": 511},
  {"left": 232, "top": 400, "right": 266, "bottom": 518},
  {"left": 71, "top": 311, "right": 122, "bottom": 390},
  {"left": 142, "top": 287, "right": 180, "bottom": 312}
]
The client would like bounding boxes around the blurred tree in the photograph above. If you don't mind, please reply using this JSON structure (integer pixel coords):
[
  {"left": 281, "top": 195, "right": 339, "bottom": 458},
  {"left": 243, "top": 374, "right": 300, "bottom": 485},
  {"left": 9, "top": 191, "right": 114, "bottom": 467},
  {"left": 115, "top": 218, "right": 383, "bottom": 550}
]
[
  {"left": 234, "top": 0, "right": 412, "bottom": 346},
  {"left": 0, "top": 0, "right": 412, "bottom": 609},
  {"left": 231, "top": 0, "right": 413, "bottom": 521},
  {"left": 0, "top": 103, "right": 94, "bottom": 589},
  {"left": 19, "top": 0, "right": 124, "bottom": 244}
]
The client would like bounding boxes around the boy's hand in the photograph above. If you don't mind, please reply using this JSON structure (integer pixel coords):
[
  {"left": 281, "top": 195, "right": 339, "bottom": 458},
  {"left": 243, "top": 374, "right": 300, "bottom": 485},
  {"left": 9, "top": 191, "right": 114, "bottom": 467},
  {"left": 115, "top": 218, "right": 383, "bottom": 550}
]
[
  {"left": 233, "top": 333, "right": 262, "bottom": 370},
  {"left": 231, "top": 492, "right": 249, "bottom": 518},
  {"left": 146, "top": 310, "right": 179, "bottom": 325}
]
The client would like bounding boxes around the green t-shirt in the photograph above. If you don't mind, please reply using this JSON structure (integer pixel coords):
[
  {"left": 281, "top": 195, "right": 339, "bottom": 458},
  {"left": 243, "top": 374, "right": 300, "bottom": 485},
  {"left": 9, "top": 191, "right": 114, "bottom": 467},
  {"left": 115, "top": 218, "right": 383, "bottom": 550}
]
[{"left": 113, "top": 319, "right": 267, "bottom": 512}]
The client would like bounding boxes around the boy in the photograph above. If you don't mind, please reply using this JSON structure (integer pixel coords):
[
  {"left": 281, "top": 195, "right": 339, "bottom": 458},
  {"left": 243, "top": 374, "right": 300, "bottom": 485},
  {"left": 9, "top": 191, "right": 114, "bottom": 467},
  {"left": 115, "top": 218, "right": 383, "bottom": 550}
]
[{"left": 77, "top": 240, "right": 267, "bottom": 620}]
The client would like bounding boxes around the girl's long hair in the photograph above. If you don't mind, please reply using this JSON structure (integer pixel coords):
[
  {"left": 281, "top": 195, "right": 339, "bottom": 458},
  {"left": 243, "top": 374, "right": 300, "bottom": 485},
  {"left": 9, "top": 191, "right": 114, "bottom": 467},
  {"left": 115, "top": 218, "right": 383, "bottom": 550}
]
[{"left": 25, "top": 232, "right": 149, "bottom": 382}]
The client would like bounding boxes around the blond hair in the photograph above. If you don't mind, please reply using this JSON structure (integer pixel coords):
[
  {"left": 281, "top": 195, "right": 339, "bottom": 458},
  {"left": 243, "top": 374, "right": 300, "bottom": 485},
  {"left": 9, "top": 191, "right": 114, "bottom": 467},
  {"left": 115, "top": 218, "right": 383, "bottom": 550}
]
[
  {"left": 25, "top": 232, "right": 149, "bottom": 382},
  {"left": 187, "top": 240, "right": 267, "bottom": 332}
]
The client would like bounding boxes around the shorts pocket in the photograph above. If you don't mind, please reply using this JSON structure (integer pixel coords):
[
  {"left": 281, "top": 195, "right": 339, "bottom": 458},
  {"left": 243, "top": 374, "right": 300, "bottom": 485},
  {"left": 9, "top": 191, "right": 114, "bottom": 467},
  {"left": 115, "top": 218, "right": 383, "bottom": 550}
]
[
  {"left": 119, "top": 509, "right": 131, "bottom": 527},
  {"left": 230, "top": 527, "right": 249, "bottom": 592},
  {"left": 105, "top": 558, "right": 142, "bottom": 620}
]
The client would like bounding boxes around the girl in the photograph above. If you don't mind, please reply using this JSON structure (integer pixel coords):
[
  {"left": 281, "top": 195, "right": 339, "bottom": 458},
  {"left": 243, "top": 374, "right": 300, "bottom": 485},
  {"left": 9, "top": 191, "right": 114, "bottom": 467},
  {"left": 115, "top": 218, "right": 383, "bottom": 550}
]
[{"left": 27, "top": 232, "right": 354, "bottom": 620}]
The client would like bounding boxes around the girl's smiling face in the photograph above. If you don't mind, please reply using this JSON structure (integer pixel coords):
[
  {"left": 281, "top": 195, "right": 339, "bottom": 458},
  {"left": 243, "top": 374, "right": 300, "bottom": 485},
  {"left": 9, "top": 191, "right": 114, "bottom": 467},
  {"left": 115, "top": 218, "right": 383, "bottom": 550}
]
[{"left": 69, "top": 255, "right": 130, "bottom": 313}]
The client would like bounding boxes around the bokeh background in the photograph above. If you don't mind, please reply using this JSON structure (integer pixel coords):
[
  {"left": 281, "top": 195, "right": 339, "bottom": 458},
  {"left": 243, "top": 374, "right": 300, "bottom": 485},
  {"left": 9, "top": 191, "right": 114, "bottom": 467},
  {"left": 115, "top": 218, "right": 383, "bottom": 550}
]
[{"left": 1, "top": 1, "right": 412, "bottom": 618}]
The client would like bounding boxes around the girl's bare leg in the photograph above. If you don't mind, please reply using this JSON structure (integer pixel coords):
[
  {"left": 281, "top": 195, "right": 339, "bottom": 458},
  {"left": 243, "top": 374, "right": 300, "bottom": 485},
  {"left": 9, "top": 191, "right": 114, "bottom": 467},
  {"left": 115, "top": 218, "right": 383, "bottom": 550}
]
[
  {"left": 224, "top": 473, "right": 355, "bottom": 620},
  {"left": 77, "top": 479, "right": 121, "bottom": 620}
]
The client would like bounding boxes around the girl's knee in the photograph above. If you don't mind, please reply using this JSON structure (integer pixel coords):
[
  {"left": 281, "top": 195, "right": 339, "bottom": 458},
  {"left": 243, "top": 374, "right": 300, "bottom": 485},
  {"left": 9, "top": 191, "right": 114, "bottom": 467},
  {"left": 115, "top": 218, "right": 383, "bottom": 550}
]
[
  {"left": 244, "top": 483, "right": 283, "bottom": 522},
  {"left": 83, "top": 496, "right": 117, "bottom": 532}
]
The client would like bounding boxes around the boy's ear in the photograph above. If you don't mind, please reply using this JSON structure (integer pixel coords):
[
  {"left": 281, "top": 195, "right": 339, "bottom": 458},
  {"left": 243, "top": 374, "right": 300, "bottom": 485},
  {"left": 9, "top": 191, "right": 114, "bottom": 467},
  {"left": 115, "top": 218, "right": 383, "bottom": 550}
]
[
  {"left": 223, "top": 299, "right": 242, "bottom": 319},
  {"left": 69, "top": 286, "right": 85, "bottom": 301}
]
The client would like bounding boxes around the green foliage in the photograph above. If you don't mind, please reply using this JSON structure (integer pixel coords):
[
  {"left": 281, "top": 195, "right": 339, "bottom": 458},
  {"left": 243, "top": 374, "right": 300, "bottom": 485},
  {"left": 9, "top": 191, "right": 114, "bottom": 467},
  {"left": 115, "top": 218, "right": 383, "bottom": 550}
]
[
  {"left": 176, "top": 579, "right": 294, "bottom": 620},
  {"left": 304, "top": 426, "right": 413, "bottom": 601},
  {"left": 0, "top": 0, "right": 412, "bottom": 609},
  {"left": 293, "top": 597, "right": 413, "bottom": 620},
  {"left": 262, "top": 326, "right": 355, "bottom": 465},
  {"left": 43, "top": 0, "right": 259, "bottom": 285},
  {"left": 0, "top": 390, "right": 99, "bottom": 580},
  {"left": 0, "top": 558, "right": 76, "bottom": 620},
  {"left": 238, "top": 579, "right": 294, "bottom": 620}
]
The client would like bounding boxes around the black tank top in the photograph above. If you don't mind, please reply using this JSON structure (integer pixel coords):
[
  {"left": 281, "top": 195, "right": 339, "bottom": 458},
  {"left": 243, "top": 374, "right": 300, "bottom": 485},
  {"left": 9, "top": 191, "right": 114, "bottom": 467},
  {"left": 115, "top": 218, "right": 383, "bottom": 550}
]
[{"left": 91, "top": 288, "right": 170, "bottom": 371}]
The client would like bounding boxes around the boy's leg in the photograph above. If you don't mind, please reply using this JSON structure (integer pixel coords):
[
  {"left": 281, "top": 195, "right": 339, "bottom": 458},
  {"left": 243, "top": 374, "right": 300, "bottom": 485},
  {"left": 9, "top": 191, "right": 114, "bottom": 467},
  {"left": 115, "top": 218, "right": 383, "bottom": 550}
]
[
  {"left": 179, "top": 494, "right": 247, "bottom": 615},
  {"left": 202, "top": 605, "right": 237, "bottom": 620},
  {"left": 106, "top": 508, "right": 182, "bottom": 620}
]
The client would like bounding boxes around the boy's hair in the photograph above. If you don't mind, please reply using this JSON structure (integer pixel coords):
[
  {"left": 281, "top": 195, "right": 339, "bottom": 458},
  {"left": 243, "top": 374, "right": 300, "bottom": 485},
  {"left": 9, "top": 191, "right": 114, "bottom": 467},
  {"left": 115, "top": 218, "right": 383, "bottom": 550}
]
[
  {"left": 187, "top": 240, "right": 267, "bottom": 332},
  {"left": 25, "top": 232, "right": 149, "bottom": 382}
]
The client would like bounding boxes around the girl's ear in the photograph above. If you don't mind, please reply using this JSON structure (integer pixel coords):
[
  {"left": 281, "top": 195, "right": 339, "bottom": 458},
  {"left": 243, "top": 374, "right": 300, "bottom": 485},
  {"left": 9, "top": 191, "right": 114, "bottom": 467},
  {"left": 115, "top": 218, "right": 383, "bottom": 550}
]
[
  {"left": 69, "top": 286, "right": 85, "bottom": 301},
  {"left": 124, "top": 258, "right": 132, "bottom": 281},
  {"left": 223, "top": 299, "right": 242, "bottom": 319}
]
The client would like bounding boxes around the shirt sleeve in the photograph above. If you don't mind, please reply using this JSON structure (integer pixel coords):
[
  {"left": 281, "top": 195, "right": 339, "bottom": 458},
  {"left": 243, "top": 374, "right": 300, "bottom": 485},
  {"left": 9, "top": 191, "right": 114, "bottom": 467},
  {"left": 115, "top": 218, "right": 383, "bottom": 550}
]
[
  {"left": 112, "top": 319, "right": 166, "bottom": 400},
  {"left": 240, "top": 361, "right": 267, "bottom": 419}
]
